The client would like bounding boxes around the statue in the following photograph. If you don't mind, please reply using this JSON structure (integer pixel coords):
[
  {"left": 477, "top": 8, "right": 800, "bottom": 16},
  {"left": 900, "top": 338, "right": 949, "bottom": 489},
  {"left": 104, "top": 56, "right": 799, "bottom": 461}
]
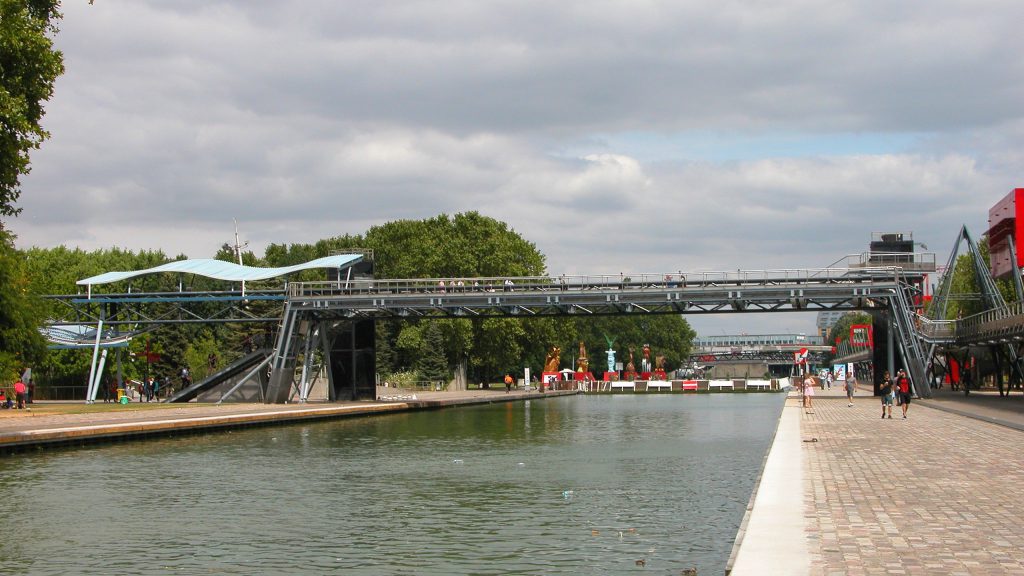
[
  {"left": 577, "top": 341, "right": 589, "bottom": 372},
  {"left": 625, "top": 347, "right": 636, "bottom": 375},
  {"left": 603, "top": 333, "right": 617, "bottom": 373},
  {"left": 653, "top": 354, "right": 667, "bottom": 380},
  {"left": 543, "top": 346, "right": 561, "bottom": 373},
  {"left": 641, "top": 344, "right": 651, "bottom": 373}
]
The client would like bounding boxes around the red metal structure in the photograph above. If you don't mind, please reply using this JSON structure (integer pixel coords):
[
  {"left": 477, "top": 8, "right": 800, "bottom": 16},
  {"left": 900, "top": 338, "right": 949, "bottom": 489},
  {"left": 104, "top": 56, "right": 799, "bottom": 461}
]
[{"left": 988, "top": 188, "right": 1024, "bottom": 279}]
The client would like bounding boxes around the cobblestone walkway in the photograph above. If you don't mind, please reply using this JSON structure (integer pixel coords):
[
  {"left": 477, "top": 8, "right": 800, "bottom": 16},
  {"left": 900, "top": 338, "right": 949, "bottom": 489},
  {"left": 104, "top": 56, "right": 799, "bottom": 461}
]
[{"left": 803, "top": 391, "right": 1024, "bottom": 575}]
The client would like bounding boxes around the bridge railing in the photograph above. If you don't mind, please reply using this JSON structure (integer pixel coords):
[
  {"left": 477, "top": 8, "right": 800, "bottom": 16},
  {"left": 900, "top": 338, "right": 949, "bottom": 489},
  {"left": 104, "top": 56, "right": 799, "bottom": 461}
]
[
  {"left": 846, "top": 252, "right": 937, "bottom": 271},
  {"left": 957, "top": 301, "right": 1024, "bottom": 341},
  {"left": 287, "top": 267, "right": 902, "bottom": 299},
  {"left": 914, "top": 314, "right": 956, "bottom": 341}
]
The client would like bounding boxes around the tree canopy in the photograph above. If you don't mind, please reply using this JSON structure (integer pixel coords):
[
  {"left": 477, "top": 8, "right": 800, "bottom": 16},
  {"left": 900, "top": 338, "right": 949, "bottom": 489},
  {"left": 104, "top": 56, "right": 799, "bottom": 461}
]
[
  {"left": 0, "top": 0, "right": 63, "bottom": 381},
  {"left": 21, "top": 211, "right": 697, "bottom": 390},
  {"left": 0, "top": 230, "right": 45, "bottom": 380},
  {"left": 0, "top": 0, "right": 64, "bottom": 220}
]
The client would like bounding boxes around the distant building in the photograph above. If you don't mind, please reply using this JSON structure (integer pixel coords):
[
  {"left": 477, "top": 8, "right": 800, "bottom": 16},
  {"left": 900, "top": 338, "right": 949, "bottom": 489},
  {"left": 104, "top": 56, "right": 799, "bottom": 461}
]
[
  {"left": 816, "top": 310, "right": 848, "bottom": 340},
  {"left": 690, "top": 333, "right": 828, "bottom": 379}
]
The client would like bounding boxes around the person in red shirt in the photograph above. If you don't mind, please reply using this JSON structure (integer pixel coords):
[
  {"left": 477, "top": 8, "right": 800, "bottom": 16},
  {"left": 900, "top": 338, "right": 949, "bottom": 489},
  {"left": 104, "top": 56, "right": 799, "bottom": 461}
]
[
  {"left": 13, "top": 379, "right": 27, "bottom": 410},
  {"left": 896, "top": 369, "right": 912, "bottom": 419}
]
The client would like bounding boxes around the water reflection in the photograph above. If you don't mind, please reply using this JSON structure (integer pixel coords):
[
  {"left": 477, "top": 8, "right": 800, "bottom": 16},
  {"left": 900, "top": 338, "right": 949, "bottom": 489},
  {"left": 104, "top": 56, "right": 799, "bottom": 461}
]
[{"left": 0, "top": 394, "right": 783, "bottom": 575}]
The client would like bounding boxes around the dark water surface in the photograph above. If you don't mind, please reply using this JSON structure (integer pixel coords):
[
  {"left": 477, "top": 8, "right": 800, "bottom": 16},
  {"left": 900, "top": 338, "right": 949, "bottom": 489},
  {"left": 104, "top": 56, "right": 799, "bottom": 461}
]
[{"left": 0, "top": 394, "right": 784, "bottom": 575}]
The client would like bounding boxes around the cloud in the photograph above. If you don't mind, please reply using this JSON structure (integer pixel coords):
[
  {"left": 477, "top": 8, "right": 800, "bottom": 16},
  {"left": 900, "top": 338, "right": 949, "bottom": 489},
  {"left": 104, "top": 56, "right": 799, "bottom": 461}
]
[{"left": 10, "top": 0, "right": 1024, "bottom": 337}]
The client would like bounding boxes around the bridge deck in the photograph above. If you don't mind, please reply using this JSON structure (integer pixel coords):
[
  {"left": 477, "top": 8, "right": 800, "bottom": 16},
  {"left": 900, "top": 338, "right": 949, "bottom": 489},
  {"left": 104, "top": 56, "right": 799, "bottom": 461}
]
[{"left": 286, "top": 269, "right": 899, "bottom": 319}]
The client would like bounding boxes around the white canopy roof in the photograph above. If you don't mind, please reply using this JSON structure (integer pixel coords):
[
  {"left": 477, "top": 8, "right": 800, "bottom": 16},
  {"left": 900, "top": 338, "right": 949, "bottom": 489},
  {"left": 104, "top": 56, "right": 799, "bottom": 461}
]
[{"left": 77, "top": 254, "right": 363, "bottom": 287}]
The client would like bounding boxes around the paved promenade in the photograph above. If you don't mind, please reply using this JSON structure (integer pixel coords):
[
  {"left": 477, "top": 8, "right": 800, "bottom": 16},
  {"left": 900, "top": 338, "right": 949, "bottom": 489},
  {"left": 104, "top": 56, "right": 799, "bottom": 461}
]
[
  {"left": 734, "top": 383, "right": 1024, "bottom": 575},
  {"left": 0, "top": 388, "right": 575, "bottom": 452}
]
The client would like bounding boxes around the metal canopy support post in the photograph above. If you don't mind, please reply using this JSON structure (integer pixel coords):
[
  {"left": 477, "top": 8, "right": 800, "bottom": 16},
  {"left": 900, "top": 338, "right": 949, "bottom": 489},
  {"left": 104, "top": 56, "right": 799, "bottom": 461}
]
[
  {"left": 85, "top": 313, "right": 105, "bottom": 403},
  {"left": 90, "top": 349, "right": 109, "bottom": 403}
]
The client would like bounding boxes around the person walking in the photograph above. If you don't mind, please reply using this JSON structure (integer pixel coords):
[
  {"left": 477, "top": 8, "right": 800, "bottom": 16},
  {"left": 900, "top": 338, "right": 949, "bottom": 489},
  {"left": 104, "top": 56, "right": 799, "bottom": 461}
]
[
  {"left": 504, "top": 373, "right": 514, "bottom": 393},
  {"left": 896, "top": 369, "right": 912, "bottom": 418},
  {"left": 879, "top": 371, "right": 893, "bottom": 419},
  {"left": 825, "top": 370, "right": 833, "bottom": 390},
  {"left": 845, "top": 371, "right": 856, "bottom": 406},
  {"left": 802, "top": 372, "right": 815, "bottom": 413}
]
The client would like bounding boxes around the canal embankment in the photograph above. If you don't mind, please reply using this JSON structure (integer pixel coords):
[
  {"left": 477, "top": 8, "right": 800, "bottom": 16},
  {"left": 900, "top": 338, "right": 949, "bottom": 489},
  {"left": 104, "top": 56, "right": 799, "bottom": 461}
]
[{"left": 0, "top": 388, "right": 578, "bottom": 453}]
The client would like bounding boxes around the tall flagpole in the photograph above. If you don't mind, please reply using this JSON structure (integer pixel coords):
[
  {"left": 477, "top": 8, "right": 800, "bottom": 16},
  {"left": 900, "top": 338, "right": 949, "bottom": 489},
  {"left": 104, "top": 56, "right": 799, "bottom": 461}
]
[{"left": 233, "top": 218, "right": 248, "bottom": 296}]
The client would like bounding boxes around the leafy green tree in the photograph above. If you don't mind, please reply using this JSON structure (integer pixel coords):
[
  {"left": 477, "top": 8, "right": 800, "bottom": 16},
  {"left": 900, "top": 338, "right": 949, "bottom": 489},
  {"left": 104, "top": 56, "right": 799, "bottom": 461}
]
[
  {"left": 471, "top": 317, "right": 528, "bottom": 379},
  {"left": 941, "top": 235, "right": 1017, "bottom": 319},
  {"left": 0, "top": 231, "right": 45, "bottom": 380},
  {"left": 573, "top": 315, "right": 695, "bottom": 374},
  {"left": 0, "top": 0, "right": 64, "bottom": 220},
  {"left": 827, "top": 312, "right": 873, "bottom": 348},
  {"left": 416, "top": 321, "right": 449, "bottom": 383}
]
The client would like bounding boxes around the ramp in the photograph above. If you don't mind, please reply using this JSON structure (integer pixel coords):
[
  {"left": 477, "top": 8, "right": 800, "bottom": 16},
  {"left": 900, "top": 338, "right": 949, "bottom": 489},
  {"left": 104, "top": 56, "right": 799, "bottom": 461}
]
[{"left": 167, "top": 349, "right": 271, "bottom": 403}]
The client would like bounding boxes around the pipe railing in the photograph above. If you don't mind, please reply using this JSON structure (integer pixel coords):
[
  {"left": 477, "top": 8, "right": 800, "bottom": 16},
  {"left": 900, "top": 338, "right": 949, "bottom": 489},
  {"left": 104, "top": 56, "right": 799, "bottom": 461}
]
[
  {"left": 957, "top": 300, "right": 1024, "bottom": 341},
  {"left": 287, "top": 267, "right": 903, "bottom": 299}
]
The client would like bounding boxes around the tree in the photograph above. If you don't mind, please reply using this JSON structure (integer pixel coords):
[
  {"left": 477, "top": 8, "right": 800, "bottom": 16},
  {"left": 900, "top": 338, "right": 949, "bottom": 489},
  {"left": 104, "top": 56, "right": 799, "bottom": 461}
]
[
  {"left": 416, "top": 321, "right": 449, "bottom": 384},
  {"left": 0, "top": 0, "right": 94, "bottom": 381},
  {"left": 944, "top": 235, "right": 1016, "bottom": 319},
  {"left": 0, "top": 0, "right": 64, "bottom": 220},
  {"left": 826, "top": 312, "right": 873, "bottom": 362},
  {"left": 0, "top": 231, "right": 45, "bottom": 380}
]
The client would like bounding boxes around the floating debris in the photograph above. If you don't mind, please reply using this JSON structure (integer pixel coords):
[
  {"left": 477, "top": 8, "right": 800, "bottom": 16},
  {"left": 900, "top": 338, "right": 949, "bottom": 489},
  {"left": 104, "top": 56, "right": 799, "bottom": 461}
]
[
  {"left": 562, "top": 490, "right": 574, "bottom": 499},
  {"left": 452, "top": 459, "right": 464, "bottom": 464},
  {"left": 591, "top": 529, "right": 600, "bottom": 536},
  {"left": 635, "top": 559, "right": 646, "bottom": 567}
]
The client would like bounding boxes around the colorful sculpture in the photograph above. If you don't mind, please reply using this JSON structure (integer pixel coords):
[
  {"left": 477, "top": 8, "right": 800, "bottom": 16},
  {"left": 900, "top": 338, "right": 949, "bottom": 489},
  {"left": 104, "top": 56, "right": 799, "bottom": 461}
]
[
  {"left": 577, "top": 341, "right": 589, "bottom": 372},
  {"left": 543, "top": 346, "right": 561, "bottom": 373},
  {"left": 603, "top": 333, "right": 617, "bottom": 373}
]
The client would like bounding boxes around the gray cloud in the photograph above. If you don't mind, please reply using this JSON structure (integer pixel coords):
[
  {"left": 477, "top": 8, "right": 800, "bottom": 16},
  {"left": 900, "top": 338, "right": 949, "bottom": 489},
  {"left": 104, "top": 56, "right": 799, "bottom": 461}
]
[{"left": 11, "top": 0, "right": 1024, "bottom": 336}]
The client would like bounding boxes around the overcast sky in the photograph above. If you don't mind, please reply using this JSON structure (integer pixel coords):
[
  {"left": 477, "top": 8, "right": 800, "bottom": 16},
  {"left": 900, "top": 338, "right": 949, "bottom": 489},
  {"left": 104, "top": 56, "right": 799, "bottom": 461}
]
[{"left": 11, "top": 1, "right": 1024, "bottom": 335}]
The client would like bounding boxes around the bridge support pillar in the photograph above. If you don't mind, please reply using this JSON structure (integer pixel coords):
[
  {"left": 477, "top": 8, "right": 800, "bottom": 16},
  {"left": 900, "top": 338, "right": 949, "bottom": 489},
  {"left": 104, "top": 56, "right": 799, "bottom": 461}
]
[{"left": 326, "top": 319, "right": 376, "bottom": 401}]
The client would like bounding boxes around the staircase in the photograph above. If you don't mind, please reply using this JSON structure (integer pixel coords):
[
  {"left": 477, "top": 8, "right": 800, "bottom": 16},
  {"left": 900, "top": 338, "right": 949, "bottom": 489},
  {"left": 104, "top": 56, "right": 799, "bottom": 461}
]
[{"left": 889, "top": 273, "right": 932, "bottom": 398}]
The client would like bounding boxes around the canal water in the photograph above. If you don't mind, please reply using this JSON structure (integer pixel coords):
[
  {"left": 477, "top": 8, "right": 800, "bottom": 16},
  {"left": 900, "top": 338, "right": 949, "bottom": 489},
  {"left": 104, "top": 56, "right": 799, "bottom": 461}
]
[{"left": 0, "top": 394, "right": 785, "bottom": 575}]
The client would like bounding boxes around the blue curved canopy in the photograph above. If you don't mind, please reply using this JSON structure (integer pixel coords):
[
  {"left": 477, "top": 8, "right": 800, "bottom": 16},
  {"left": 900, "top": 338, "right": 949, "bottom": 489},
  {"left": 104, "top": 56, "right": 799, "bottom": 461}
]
[{"left": 77, "top": 254, "right": 362, "bottom": 287}]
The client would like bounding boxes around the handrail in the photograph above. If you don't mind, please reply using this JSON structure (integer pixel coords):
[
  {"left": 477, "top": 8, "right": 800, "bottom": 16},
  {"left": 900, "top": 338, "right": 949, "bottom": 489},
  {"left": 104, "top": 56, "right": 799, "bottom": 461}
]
[
  {"left": 957, "top": 300, "right": 1024, "bottom": 341},
  {"left": 287, "top": 267, "right": 904, "bottom": 298}
]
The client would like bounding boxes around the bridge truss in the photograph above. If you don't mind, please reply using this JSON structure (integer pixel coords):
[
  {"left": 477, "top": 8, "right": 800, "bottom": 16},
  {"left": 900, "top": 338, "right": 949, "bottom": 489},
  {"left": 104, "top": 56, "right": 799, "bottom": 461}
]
[{"left": 49, "top": 264, "right": 979, "bottom": 404}]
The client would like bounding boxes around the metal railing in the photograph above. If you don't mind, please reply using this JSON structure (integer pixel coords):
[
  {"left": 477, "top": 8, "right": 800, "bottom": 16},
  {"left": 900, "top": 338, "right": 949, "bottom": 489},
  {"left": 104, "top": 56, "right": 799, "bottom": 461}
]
[
  {"left": 843, "top": 251, "right": 937, "bottom": 271},
  {"left": 287, "top": 267, "right": 903, "bottom": 299},
  {"left": 914, "top": 315, "right": 957, "bottom": 341},
  {"left": 957, "top": 300, "right": 1024, "bottom": 342}
]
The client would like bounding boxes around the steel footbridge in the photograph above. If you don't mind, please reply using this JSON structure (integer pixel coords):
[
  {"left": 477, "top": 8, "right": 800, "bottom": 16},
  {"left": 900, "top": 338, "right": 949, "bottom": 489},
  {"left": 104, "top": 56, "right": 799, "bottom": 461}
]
[{"left": 43, "top": 242, "right": 1024, "bottom": 403}]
